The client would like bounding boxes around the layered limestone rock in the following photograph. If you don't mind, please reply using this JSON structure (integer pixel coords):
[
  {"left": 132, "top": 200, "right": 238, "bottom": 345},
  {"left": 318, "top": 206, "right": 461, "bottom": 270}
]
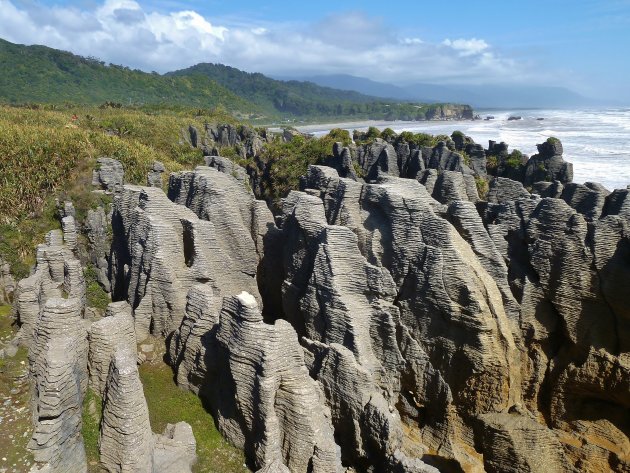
[
  {"left": 487, "top": 177, "right": 530, "bottom": 203},
  {"left": 100, "top": 348, "right": 154, "bottom": 472},
  {"left": 92, "top": 157, "right": 124, "bottom": 193},
  {"left": 110, "top": 172, "right": 264, "bottom": 340},
  {"left": 523, "top": 139, "right": 573, "bottom": 185},
  {"left": 147, "top": 160, "right": 165, "bottom": 188},
  {"left": 167, "top": 284, "right": 219, "bottom": 393},
  {"left": 14, "top": 228, "right": 85, "bottom": 346},
  {"left": 0, "top": 255, "right": 15, "bottom": 304},
  {"left": 87, "top": 301, "right": 136, "bottom": 396},
  {"left": 279, "top": 170, "right": 525, "bottom": 470},
  {"left": 481, "top": 187, "right": 630, "bottom": 469},
  {"left": 28, "top": 297, "right": 88, "bottom": 472},
  {"left": 204, "top": 293, "right": 343, "bottom": 472},
  {"left": 99, "top": 345, "right": 198, "bottom": 472},
  {"left": 85, "top": 206, "right": 111, "bottom": 292}
]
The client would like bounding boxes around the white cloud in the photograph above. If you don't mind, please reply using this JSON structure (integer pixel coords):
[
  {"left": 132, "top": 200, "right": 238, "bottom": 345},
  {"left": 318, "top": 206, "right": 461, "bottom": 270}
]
[
  {"left": 0, "top": 0, "right": 532, "bottom": 84},
  {"left": 443, "top": 38, "right": 489, "bottom": 56}
]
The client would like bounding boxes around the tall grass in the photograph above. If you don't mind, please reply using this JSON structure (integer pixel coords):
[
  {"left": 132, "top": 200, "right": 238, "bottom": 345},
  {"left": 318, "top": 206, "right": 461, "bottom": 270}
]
[{"left": 0, "top": 104, "right": 232, "bottom": 275}]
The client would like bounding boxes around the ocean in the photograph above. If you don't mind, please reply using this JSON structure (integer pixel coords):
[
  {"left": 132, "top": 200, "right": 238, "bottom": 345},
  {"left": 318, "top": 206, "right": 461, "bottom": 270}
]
[{"left": 297, "top": 108, "right": 630, "bottom": 191}]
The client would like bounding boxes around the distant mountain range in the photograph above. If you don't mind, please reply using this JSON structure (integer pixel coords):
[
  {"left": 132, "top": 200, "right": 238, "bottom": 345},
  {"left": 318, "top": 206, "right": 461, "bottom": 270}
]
[
  {"left": 282, "top": 74, "right": 602, "bottom": 109},
  {"left": 0, "top": 38, "right": 471, "bottom": 122}
]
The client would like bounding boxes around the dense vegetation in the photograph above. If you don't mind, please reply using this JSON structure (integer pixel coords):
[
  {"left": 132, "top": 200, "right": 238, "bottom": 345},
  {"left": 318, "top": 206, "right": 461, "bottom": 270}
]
[
  {"left": 168, "top": 63, "right": 471, "bottom": 120},
  {"left": 0, "top": 39, "right": 256, "bottom": 117},
  {"left": 0, "top": 103, "right": 234, "bottom": 277},
  {"left": 0, "top": 38, "right": 471, "bottom": 122}
]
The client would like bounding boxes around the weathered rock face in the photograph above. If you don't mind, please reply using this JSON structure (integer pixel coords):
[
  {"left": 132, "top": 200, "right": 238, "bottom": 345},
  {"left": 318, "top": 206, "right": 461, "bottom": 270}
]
[
  {"left": 87, "top": 301, "right": 136, "bottom": 396},
  {"left": 481, "top": 187, "right": 630, "bottom": 470},
  {"left": 93, "top": 157, "right": 124, "bottom": 193},
  {"left": 355, "top": 139, "right": 399, "bottom": 180},
  {"left": 0, "top": 255, "right": 15, "bottom": 304},
  {"left": 100, "top": 347, "right": 154, "bottom": 472},
  {"left": 147, "top": 160, "right": 166, "bottom": 188},
  {"left": 203, "top": 293, "right": 343, "bottom": 472},
  {"left": 524, "top": 139, "right": 573, "bottom": 185},
  {"left": 110, "top": 166, "right": 268, "bottom": 340},
  {"left": 279, "top": 168, "right": 526, "bottom": 470},
  {"left": 487, "top": 177, "right": 530, "bottom": 203},
  {"left": 14, "top": 228, "right": 85, "bottom": 346},
  {"left": 85, "top": 206, "right": 111, "bottom": 293},
  {"left": 28, "top": 297, "right": 88, "bottom": 473}
]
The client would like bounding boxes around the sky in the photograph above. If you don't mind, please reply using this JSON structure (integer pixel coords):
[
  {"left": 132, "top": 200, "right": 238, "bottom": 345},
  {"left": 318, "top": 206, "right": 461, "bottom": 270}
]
[{"left": 1, "top": 0, "right": 629, "bottom": 102}]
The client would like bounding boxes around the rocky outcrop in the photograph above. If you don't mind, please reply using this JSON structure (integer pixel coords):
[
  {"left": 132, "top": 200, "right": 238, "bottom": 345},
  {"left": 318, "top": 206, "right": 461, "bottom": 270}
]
[
  {"left": 523, "top": 139, "right": 573, "bottom": 185},
  {"left": 14, "top": 228, "right": 85, "bottom": 346},
  {"left": 85, "top": 206, "right": 111, "bottom": 292},
  {"left": 147, "top": 161, "right": 165, "bottom": 188},
  {"left": 206, "top": 293, "right": 343, "bottom": 472},
  {"left": 92, "top": 157, "right": 124, "bottom": 193},
  {"left": 280, "top": 169, "right": 525, "bottom": 470},
  {"left": 0, "top": 255, "right": 15, "bottom": 304},
  {"left": 100, "top": 347, "right": 154, "bottom": 472},
  {"left": 487, "top": 177, "right": 530, "bottom": 203},
  {"left": 28, "top": 297, "right": 88, "bottom": 472},
  {"left": 110, "top": 166, "right": 267, "bottom": 340},
  {"left": 477, "top": 412, "right": 568, "bottom": 473},
  {"left": 355, "top": 139, "right": 399, "bottom": 180},
  {"left": 87, "top": 301, "right": 136, "bottom": 396}
]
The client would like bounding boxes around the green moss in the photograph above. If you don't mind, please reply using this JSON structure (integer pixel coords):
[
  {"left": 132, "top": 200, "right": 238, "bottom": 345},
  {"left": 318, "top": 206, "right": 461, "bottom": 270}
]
[
  {"left": 139, "top": 360, "right": 247, "bottom": 473},
  {"left": 84, "top": 265, "right": 110, "bottom": 311},
  {"left": 82, "top": 388, "right": 103, "bottom": 471},
  {"left": 475, "top": 176, "right": 489, "bottom": 200},
  {"left": 546, "top": 136, "right": 560, "bottom": 144}
]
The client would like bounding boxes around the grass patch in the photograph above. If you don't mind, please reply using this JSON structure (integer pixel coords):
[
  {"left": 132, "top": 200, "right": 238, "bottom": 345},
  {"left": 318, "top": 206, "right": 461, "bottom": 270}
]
[
  {"left": 84, "top": 265, "right": 110, "bottom": 311},
  {"left": 139, "top": 359, "right": 248, "bottom": 473},
  {"left": 0, "top": 305, "right": 34, "bottom": 471},
  {"left": 82, "top": 388, "right": 103, "bottom": 472}
]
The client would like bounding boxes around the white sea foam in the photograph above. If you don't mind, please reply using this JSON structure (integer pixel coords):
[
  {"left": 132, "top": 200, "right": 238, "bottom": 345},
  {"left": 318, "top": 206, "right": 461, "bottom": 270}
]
[{"left": 299, "top": 108, "right": 630, "bottom": 191}]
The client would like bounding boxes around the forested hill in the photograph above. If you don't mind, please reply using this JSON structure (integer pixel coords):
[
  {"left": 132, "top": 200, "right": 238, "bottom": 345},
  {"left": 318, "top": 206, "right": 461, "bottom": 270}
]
[
  {"left": 0, "top": 38, "right": 473, "bottom": 122},
  {"left": 167, "top": 63, "right": 473, "bottom": 120},
  {"left": 0, "top": 38, "right": 255, "bottom": 114}
]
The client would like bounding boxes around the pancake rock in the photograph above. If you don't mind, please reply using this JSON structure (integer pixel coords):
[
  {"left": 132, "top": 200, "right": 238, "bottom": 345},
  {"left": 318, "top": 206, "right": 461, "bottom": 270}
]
[
  {"left": 203, "top": 293, "right": 343, "bottom": 472},
  {"left": 279, "top": 167, "right": 525, "bottom": 470},
  {"left": 93, "top": 157, "right": 124, "bottom": 193},
  {"left": 14, "top": 227, "right": 85, "bottom": 346},
  {"left": 110, "top": 166, "right": 266, "bottom": 340},
  {"left": 28, "top": 297, "right": 88, "bottom": 473},
  {"left": 87, "top": 301, "right": 136, "bottom": 396},
  {"left": 100, "top": 347, "right": 155, "bottom": 472}
]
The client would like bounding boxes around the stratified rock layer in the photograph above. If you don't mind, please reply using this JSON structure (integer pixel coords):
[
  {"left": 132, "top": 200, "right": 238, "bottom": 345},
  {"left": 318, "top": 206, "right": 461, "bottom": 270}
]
[{"left": 28, "top": 297, "right": 88, "bottom": 473}]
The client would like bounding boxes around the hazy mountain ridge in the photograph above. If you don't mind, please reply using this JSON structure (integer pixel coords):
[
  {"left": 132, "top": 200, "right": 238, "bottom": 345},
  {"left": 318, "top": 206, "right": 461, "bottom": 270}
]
[{"left": 290, "top": 73, "right": 604, "bottom": 108}]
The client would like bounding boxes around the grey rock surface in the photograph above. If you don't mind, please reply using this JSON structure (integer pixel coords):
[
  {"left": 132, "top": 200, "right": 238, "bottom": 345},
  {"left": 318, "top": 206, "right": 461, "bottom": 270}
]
[
  {"left": 147, "top": 160, "right": 165, "bottom": 188},
  {"left": 28, "top": 297, "right": 88, "bottom": 473},
  {"left": 487, "top": 177, "right": 530, "bottom": 203},
  {"left": 14, "top": 229, "right": 85, "bottom": 346},
  {"left": 87, "top": 301, "right": 136, "bottom": 396},
  {"left": 207, "top": 293, "right": 343, "bottom": 472},
  {"left": 92, "top": 157, "right": 124, "bottom": 193},
  {"left": 100, "top": 347, "right": 154, "bottom": 473}
]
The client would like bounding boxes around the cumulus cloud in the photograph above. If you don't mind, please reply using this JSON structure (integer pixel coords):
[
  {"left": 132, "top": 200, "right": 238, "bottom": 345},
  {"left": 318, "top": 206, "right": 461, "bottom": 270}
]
[{"left": 0, "top": 0, "right": 531, "bottom": 84}]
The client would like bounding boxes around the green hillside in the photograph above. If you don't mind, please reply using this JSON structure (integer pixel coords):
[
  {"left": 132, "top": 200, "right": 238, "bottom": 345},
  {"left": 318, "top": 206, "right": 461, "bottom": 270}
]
[
  {"left": 0, "top": 38, "right": 258, "bottom": 115},
  {"left": 0, "top": 38, "right": 473, "bottom": 122},
  {"left": 168, "top": 63, "right": 471, "bottom": 119}
]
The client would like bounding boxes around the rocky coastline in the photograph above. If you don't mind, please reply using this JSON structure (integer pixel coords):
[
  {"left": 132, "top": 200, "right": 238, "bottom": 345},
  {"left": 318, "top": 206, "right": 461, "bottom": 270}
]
[{"left": 1, "top": 124, "right": 629, "bottom": 472}]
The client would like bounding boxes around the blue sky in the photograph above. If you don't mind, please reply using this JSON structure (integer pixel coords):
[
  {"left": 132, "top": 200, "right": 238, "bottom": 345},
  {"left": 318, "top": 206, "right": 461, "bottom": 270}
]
[{"left": 1, "top": 0, "right": 629, "bottom": 102}]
